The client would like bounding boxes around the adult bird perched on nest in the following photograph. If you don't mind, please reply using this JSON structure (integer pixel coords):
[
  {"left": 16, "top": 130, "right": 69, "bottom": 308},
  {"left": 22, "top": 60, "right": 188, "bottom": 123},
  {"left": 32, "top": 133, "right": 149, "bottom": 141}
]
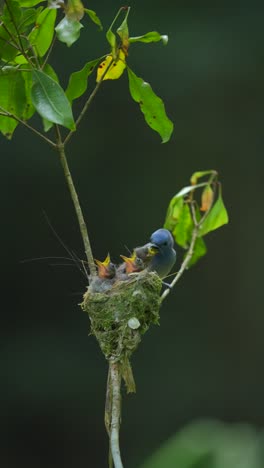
[{"left": 147, "top": 228, "right": 176, "bottom": 279}]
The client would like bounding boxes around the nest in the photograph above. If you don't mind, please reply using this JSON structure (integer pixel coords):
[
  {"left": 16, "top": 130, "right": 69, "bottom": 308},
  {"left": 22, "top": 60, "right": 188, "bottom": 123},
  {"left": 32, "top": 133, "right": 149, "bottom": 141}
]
[{"left": 81, "top": 271, "right": 162, "bottom": 391}]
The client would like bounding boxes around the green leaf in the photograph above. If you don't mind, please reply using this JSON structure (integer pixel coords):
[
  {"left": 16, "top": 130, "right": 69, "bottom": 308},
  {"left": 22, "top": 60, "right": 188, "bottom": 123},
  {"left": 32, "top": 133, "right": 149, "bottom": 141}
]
[
  {"left": 140, "top": 420, "right": 261, "bottom": 468},
  {"left": 173, "top": 203, "right": 193, "bottom": 249},
  {"left": 117, "top": 6, "right": 130, "bottom": 49},
  {"left": 31, "top": 70, "right": 75, "bottom": 130},
  {"left": 1, "top": 0, "right": 22, "bottom": 30},
  {"left": 18, "top": 8, "right": 39, "bottom": 30},
  {"left": 199, "top": 189, "right": 229, "bottom": 237},
  {"left": 84, "top": 8, "right": 102, "bottom": 30},
  {"left": 55, "top": 16, "right": 83, "bottom": 47},
  {"left": 0, "top": 72, "right": 27, "bottom": 139},
  {"left": 0, "top": 25, "right": 18, "bottom": 61},
  {"left": 18, "top": 0, "right": 45, "bottom": 6},
  {"left": 0, "top": 0, "right": 22, "bottom": 60},
  {"left": 164, "top": 196, "right": 184, "bottom": 232},
  {"left": 66, "top": 58, "right": 101, "bottom": 103},
  {"left": 129, "top": 31, "right": 168, "bottom": 45},
  {"left": 28, "top": 8, "right": 57, "bottom": 57},
  {"left": 105, "top": 7, "right": 128, "bottom": 54},
  {"left": 188, "top": 237, "right": 207, "bottom": 267},
  {"left": 127, "top": 67, "right": 173, "bottom": 143},
  {"left": 41, "top": 64, "right": 59, "bottom": 131},
  {"left": 106, "top": 28, "right": 116, "bottom": 51},
  {"left": 21, "top": 68, "right": 35, "bottom": 120},
  {"left": 0, "top": 65, "right": 20, "bottom": 75},
  {"left": 190, "top": 170, "right": 216, "bottom": 185}
]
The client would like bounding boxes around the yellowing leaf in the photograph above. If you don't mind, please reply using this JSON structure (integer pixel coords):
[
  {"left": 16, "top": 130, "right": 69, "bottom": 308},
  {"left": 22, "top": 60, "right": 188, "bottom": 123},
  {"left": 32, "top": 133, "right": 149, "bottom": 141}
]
[
  {"left": 200, "top": 185, "right": 214, "bottom": 212},
  {"left": 96, "top": 50, "right": 126, "bottom": 82},
  {"left": 66, "top": 0, "right": 84, "bottom": 21}
]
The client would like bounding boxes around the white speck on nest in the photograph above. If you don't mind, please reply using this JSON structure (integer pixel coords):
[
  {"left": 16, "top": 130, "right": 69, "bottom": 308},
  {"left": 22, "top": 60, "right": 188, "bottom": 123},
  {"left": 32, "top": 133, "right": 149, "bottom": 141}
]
[{"left": 128, "top": 318, "right": 140, "bottom": 330}]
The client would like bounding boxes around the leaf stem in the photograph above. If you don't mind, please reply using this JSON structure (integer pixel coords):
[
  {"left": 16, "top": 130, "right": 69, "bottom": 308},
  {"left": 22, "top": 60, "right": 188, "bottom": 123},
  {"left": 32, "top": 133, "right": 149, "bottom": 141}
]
[
  {"left": 0, "top": 106, "right": 56, "bottom": 147},
  {"left": 63, "top": 57, "right": 114, "bottom": 146},
  {"left": 54, "top": 125, "right": 97, "bottom": 277},
  {"left": 109, "top": 360, "right": 124, "bottom": 468},
  {"left": 161, "top": 221, "right": 199, "bottom": 302}
]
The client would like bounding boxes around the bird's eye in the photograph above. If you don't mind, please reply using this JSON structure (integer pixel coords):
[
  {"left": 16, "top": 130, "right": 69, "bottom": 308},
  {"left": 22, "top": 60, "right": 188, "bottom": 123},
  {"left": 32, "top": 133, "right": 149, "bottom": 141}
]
[{"left": 163, "top": 241, "right": 168, "bottom": 246}]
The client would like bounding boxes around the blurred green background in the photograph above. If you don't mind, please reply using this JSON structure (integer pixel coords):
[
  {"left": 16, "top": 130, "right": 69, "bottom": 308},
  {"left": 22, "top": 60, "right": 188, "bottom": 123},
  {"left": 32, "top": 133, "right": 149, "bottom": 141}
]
[{"left": 1, "top": 1, "right": 264, "bottom": 467}]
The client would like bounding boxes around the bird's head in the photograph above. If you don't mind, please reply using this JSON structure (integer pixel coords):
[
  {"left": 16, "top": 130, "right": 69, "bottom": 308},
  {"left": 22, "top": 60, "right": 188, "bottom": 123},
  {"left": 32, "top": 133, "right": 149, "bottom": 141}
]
[
  {"left": 150, "top": 228, "right": 174, "bottom": 252},
  {"left": 120, "top": 251, "right": 144, "bottom": 273},
  {"left": 95, "top": 254, "right": 116, "bottom": 279}
]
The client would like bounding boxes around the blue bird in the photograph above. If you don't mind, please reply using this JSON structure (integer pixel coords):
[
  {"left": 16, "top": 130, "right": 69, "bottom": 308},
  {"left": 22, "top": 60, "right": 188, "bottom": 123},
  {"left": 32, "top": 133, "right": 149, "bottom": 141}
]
[{"left": 147, "top": 228, "right": 176, "bottom": 279}]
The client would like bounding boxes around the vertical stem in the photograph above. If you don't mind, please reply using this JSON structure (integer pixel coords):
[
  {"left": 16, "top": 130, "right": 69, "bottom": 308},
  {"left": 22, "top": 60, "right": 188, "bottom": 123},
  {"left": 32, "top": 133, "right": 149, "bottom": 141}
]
[
  {"left": 109, "top": 361, "right": 124, "bottom": 468},
  {"left": 55, "top": 126, "right": 96, "bottom": 277},
  {"left": 105, "top": 365, "right": 114, "bottom": 467}
]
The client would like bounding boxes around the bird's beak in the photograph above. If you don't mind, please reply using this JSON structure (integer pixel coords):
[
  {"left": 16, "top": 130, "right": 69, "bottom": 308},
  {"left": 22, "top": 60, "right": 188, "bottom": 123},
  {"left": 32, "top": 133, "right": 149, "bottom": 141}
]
[
  {"left": 120, "top": 251, "right": 137, "bottom": 264},
  {"left": 95, "top": 254, "right": 111, "bottom": 274},
  {"left": 147, "top": 243, "right": 159, "bottom": 255}
]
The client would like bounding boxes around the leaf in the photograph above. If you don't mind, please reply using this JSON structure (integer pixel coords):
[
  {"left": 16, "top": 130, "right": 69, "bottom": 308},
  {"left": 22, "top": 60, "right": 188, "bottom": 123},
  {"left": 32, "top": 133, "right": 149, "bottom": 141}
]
[
  {"left": 172, "top": 183, "right": 208, "bottom": 199},
  {"left": 31, "top": 70, "right": 75, "bottom": 130},
  {"left": 106, "top": 28, "right": 116, "bottom": 52},
  {"left": 19, "top": 0, "right": 45, "bottom": 6},
  {"left": 129, "top": 31, "right": 168, "bottom": 45},
  {"left": 140, "top": 420, "right": 262, "bottom": 468},
  {"left": 96, "top": 50, "right": 126, "bottom": 82},
  {"left": 188, "top": 237, "right": 207, "bottom": 267},
  {"left": 66, "top": 58, "right": 101, "bottom": 103},
  {"left": 28, "top": 8, "right": 57, "bottom": 57},
  {"left": 164, "top": 196, "right": 184, "bottom": 232},
  {"left": 190, "top": 170, "right": 216, "bottom": 185},
  {"left": 18, "top": 8, "right": 39, "bottom": 30},
  {"left": 1, "top": 0, "right": 21, "bottom": 35},
  {"left": 55, "top": 16, "right": 83, "bottom": 47},
  {"left": 0, "top": 25, "right": 19, "bottom": 61},
  {"left": 105, "top": 6, "right": 130, "bottom": 55},
  {"left": 127, "top": 67, "right": 173, "bottom": 143},
  {"left": 200, "top": 185, "right": 214, "bottom": 212},
  {"left": 0, "top": 72, "right": 27, "bottom": 139},
  {"left": 65, "top": 0, "right": 84, "bottom": 21},
  {"left": 199, "top": 189, "right": 229, "bottom": 237},
  {"left": 173, "top": 204, "right": 193, "bottom": 249},
  {"left": 117, "top": 6, "right": 130, "bottom": 51},
  {"left": 21, "top": 69, "right": 35, "bottom": 120},
  {"left": 41, "top": 63, "right": 59, "bottom": 131},
  {"left": 84, "top": 8, "right": 102, "bottom": 30}
]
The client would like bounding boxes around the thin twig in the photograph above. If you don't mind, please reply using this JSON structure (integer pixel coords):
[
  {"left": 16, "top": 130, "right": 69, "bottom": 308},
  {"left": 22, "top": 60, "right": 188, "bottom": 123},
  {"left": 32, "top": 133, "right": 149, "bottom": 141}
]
[
  {"left": 41, "top": 34, "right": 57, "bottom": 70},
  {"left": 161, "top": 223, "right": 199, "bottom": 302},
  {"left": 109, "top": 361, "right": 124, "bottom": 468},
  {"left": 0, "top": 107, "right": 56, "bottom": 148},
  {"left": 5, "top": 0, "right": 25, "bottom": 55},
  {"left": 55, "top": 125, "right": 97, "bottom": 277},
  {"left": 63, "top": 57, "right": 114, "bottom": 146}
]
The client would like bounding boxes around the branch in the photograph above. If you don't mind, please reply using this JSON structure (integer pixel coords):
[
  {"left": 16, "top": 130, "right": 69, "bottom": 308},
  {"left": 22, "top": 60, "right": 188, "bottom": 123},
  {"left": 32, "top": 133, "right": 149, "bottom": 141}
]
[
  {"left": 105, "top": 365, "right": 114, "bottom": 468},
  {"left": 63, "top": 57, "right": 114, "bottom": 146},
  {"left": 55, "top": 125, "right": 97, "bottom": 277},
  {"left": 0, "top": 107, "right": 56, "bottom": 148},
  {"left": 161, "top": 223, "right": 199, "bottom": 302},
  {"left": 161, "top": 195, "right": 217, "bottom": 302},
  {"left": 109, "top": 361, "right": 124, "bottom": 468}
]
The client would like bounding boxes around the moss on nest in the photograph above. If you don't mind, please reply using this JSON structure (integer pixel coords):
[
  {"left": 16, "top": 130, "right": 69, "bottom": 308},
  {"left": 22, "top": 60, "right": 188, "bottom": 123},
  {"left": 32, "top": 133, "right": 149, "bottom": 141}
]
[{"left": 81, "top": 271, "right": 162, "bottom": 362}]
